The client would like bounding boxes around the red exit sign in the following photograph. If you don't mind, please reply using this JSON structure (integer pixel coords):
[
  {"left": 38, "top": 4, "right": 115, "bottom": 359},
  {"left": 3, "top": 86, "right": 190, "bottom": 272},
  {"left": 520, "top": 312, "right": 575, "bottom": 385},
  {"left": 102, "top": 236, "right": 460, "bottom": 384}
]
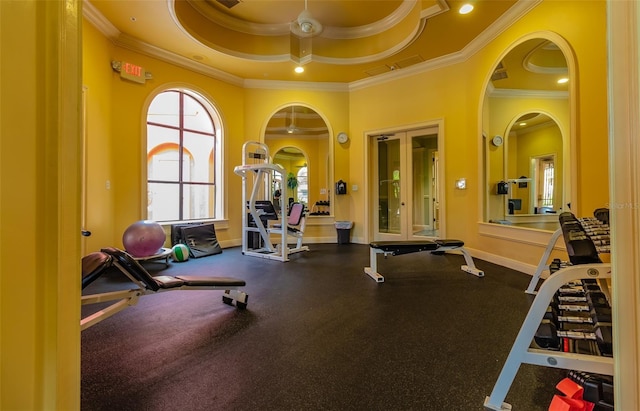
[{"left": 112, "top": 60, "right": 150, "bottom": 84}]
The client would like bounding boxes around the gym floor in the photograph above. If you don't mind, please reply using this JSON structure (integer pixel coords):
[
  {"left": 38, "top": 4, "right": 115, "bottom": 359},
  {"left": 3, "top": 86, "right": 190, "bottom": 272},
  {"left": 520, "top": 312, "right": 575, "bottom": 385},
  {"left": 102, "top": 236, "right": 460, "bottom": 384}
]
[{"left": 81, "top": 243, "right": 563, "bottom": 410}]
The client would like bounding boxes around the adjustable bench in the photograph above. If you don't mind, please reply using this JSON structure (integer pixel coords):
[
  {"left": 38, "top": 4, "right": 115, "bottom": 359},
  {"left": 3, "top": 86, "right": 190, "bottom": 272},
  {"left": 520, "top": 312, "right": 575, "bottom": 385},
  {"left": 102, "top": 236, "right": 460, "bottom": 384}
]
[
  {"left": 364, "top": 239, "right": 485, "bottom": 283},
  {"left": 81, "top": 247, "right": 248, "bottom": 330}
]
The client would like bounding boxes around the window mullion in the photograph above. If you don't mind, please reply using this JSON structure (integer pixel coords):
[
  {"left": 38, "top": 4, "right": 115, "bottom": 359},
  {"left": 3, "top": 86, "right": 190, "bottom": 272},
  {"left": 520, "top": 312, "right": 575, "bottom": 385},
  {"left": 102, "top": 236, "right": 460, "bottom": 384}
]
[{"left": 178, "top": 91, "right": 185, "bottom": 220}]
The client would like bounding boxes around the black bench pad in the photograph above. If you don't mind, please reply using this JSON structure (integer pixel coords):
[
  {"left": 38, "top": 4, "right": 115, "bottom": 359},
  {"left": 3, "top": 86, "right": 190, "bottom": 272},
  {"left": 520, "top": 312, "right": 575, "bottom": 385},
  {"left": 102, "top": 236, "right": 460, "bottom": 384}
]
[
  {"left": 82, "top": 252, "right": 113, "bottom": 290},
  {"left": 435, "top": 239, "right": 465, "bottom": 248},
  {"left": 370, "top": 241, "right": 439, "bottom": 255},
  {"left": 175, "top": 276, "right": 246, "bottom": 287},
  {"left": 153, "top": 275, "right": 246, "bottom": 289}
]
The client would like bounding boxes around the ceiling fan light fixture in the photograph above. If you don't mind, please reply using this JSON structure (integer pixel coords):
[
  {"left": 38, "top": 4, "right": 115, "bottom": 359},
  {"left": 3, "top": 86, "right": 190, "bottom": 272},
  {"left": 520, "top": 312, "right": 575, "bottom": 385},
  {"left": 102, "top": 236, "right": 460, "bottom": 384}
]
[
  {"left": 300, "top": 21, "right": 314, "bottom": 33},
  {"left": 291, "top": 3, "right": 323, "bottom": 37},
  {"left": 287, "top": 106, "right": 298, "bottom": 133}
]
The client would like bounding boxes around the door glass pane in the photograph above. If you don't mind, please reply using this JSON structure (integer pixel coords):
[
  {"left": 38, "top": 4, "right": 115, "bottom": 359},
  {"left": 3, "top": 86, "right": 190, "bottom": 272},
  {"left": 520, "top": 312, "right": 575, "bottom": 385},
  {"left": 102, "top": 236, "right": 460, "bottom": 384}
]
[
  {"left": 378, "top": 138, "right": 401, "bottom": 234},
  {"left": 410, "top": 134, "right": 438, "bottom": 237}
]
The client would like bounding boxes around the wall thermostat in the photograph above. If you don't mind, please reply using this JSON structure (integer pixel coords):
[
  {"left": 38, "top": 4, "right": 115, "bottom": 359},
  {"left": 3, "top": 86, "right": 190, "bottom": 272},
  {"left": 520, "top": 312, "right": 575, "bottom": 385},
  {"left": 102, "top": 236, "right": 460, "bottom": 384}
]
[
  {"left": 492, "top": 135, "right": 503, "bottom": 146},
  {"left": 337, "top": 132, "right": 349, "bottom": 144}
]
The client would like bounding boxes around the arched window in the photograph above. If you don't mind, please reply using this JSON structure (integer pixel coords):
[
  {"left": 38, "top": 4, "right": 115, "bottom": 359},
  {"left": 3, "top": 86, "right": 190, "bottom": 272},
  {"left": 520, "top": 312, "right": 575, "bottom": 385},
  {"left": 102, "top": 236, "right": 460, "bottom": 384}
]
[{"left": 146, "top": 89, "right": 222, "bottom": 221}]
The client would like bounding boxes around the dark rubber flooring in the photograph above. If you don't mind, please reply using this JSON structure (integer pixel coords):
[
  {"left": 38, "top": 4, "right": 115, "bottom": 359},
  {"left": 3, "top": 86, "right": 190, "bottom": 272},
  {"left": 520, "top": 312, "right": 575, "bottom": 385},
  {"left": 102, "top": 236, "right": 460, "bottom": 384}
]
[{"left": 81, "top": 243, "right": 564, "bottom": 410}]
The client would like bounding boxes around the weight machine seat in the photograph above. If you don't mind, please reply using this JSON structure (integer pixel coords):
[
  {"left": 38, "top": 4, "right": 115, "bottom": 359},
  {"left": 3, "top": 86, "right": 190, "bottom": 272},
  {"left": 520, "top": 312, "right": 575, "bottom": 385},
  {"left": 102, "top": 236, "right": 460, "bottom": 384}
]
[
  {"left": 273, "top": 202, "right": 306, "bottom": 234},
  {"left": 80, "top": 247, "right": 248, "bottom": 330}
]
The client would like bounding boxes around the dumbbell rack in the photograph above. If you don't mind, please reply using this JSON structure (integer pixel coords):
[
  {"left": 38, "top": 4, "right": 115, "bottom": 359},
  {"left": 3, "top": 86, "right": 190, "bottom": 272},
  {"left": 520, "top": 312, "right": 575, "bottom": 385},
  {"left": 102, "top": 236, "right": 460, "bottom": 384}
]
[
  {"left": 484, "top": 213, "right": 613, "bottom": 411},
  {"left": 525, "top": 216, "right": 610, "bottom": 295}
]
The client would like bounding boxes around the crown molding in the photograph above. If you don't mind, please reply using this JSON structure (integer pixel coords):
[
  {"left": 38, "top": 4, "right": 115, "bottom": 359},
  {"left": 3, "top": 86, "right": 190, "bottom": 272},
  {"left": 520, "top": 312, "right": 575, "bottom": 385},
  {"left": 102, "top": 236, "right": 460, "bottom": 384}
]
[
  {"left": 84, "top": 0, "right": 245, "bottom": 87},
  {"left": 349, "top": 49, "right": 461, "bottom": 91},
  {"left": 513, "top": 120, "right": 558, "bottom": 136},
  {"left": 184, "top": 0, "right": 424, "bottom": 41},
  {"left": 314, "top": 19, "right": 425, "bottom": 66},
  {"left": 116, "top": 33, "right": 246, "bottom": 87},
  {"left": 490, "top": 88, "right": 569, "bottom": 99},
  {"left": 349, "top": 0, "right": 541, "bottom": 90},
  {"left": 243, "top": 79, "right": 349, "bottom": 92},
  {"left": 83, "top": 0, "right": 543, "bottom": 92},
  {"left": 525, "top": 62, "right": 568, "bottom": 75},
  {"left": 83, "top": 0, "right": 120, "bottom": 38},
  {"left": 322, "top": 0, "right": 420, "bottom": 40},
  {"left": 422, "top": 0, "right": 450, "bottom": 19}
]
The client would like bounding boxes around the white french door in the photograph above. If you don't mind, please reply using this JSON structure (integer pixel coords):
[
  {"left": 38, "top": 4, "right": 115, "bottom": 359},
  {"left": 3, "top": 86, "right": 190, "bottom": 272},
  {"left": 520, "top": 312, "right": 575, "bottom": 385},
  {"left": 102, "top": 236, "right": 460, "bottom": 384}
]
[{"left": 372, "top": 127, "right": 440, "bottom": 241}]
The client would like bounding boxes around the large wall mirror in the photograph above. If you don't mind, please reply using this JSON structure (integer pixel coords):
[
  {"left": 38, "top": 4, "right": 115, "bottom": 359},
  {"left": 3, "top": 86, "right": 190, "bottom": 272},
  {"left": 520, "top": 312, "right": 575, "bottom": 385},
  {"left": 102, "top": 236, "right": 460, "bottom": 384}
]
[
  {"left": 484, "top": 36, "right": 573, "bottom": 231},
  {"left": 264, "top": 105, "right": 332, "bottom": 216}
]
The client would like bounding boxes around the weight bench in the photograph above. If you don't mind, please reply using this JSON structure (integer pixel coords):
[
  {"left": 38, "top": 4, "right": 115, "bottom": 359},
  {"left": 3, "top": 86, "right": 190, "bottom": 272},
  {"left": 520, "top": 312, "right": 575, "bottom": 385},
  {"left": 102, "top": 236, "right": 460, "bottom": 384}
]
[
  {"left": 81, "top": 247, "right": 248, "bottom": 331},
  {"left": 364, "top": 239, "right": 485, "bottom": 283}
]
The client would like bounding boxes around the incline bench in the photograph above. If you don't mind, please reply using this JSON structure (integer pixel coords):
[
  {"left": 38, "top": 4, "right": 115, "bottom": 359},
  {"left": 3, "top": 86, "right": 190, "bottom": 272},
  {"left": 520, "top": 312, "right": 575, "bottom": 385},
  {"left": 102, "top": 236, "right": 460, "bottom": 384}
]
[
  {"left": 81, "top": 247, "right": 248, "bottom": 330},
  {"left": 364, "top": 239, "right": 484, "bottom": 283}
]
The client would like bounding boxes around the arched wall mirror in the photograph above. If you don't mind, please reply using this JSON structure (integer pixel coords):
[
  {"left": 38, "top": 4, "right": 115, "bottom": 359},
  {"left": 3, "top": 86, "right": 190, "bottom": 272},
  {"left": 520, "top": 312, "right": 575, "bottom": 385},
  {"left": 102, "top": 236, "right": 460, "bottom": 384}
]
[
  {"left": 264, "top": 105, "right": 332, "bottom": 216},
  {"left": 484, "top": 36, "right": 572, "bottom": 231}
]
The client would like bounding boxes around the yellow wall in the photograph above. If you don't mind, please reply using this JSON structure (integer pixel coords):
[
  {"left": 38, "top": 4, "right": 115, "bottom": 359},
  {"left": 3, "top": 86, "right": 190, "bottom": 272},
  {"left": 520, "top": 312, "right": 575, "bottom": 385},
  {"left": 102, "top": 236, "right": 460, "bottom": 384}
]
[
  {"left": 0, "top": 1, "right": 618, "bottom": 410},
  {"left": 2, "top": 1, "right": 82, "bottom": 409},
  {"left": 82, "top": 33, "right": 246, "bottom": 250},
  {"left": 477, "top": 0, "right": 608, "bottom": 264},
  {"left": 350, "top": 0, "right": 608, "bottom": 266},
  {"left": 82, "top": 33, "right": 353, "bottom": 248},
  {"left": 350, "top": 62, "right": 476, "bottom": 240},
  {"left": 82, "top": 21, "right": 116, "bottom": 253},
  {"left": 82, "top": 0, "right": 608, "bottom": 264}
]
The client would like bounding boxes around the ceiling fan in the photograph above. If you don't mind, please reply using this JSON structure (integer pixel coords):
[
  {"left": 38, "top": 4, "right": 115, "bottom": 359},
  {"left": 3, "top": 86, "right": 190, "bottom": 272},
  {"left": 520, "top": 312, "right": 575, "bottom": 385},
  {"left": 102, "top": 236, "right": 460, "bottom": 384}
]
[
  {"left": 286, "top": 106, "right": 299, "bottom": 134},
  {"left": 290, "top": 0, "right": 323, "bottom": 38},
  {"left": 289, "top": 0, "right": 322, "bottom": 64}
]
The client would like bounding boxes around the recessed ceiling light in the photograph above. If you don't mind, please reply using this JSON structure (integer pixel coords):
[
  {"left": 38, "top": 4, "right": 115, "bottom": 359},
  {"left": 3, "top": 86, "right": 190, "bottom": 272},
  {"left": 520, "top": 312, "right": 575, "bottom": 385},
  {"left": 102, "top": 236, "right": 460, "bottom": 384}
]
[
  {"left": 459, "top": 4, "right": 474, "bottom": 14},
  {"left": 294, "top": 66, "right": 304, "bottom": 74},
  {"left": 519, "top": 122, "right": 527, "bottom": 126},
  {"left": 557, "top": 77, "right": 569, "bottom": 84}
]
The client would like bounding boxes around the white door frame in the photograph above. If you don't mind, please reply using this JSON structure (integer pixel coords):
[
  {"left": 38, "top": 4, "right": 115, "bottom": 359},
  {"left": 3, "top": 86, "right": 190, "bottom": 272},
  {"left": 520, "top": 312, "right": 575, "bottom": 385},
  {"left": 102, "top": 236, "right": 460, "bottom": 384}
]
[{"left": 364, "top": 119, "right": 445, "bottom": 243}]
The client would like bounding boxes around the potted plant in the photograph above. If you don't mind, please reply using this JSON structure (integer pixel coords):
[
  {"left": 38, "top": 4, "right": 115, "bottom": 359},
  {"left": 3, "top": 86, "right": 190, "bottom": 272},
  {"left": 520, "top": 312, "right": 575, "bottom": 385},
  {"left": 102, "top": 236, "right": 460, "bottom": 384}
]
[{"left": 287, "top": 172, "right": 298, "bottom": 202}]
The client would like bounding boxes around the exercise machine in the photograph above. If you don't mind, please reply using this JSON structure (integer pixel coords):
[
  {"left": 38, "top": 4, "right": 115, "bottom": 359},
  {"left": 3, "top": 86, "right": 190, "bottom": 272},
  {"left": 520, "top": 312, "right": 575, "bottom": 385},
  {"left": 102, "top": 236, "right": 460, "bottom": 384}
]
[
  {"left": 81, "top": 247, "right": 248, "bottom": 331},
  {"left": 271, "top": 202, "right": 308, "bottom": 252},
  {"left": 364, "top": 239, "right": 484, "bottom": 282},
  {"left": 233, "top": 141, "right": 309, "bottom": 262}
]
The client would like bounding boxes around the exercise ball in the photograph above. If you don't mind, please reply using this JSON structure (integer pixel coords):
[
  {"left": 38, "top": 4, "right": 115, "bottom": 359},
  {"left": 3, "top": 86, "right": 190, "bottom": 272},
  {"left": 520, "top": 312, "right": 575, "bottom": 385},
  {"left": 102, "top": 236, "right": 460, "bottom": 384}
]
[
  {"left": 171, "top": 244, "right": 190, "bottom": 262},
  {"left": 122, "top": 220, "right": 166, "bottom": 258}
]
